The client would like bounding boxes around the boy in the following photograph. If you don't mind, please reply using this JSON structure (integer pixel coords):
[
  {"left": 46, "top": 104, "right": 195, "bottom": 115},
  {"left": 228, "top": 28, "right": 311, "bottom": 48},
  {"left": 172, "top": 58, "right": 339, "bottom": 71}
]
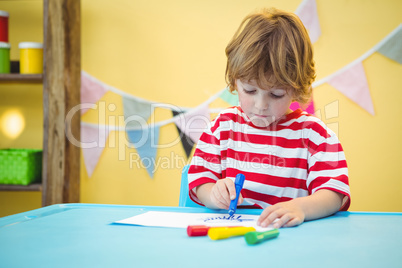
[{"left": 188, "top": 8, "right": 350, "bottom": 228}]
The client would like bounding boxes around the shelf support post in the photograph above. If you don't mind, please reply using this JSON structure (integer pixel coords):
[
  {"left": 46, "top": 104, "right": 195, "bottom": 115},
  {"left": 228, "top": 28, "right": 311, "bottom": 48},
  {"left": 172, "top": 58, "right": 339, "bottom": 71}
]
[{"left": 42, "top": 0, "right": 81, "bottom": 205}]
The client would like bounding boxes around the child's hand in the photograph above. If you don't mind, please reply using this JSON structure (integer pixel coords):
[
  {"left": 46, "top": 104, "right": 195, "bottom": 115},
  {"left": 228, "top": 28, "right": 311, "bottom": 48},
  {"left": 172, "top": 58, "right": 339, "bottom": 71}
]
[
  {"left": 209, "top": 178, "right": 243, "bottom": 209},
  {"left": 257, "top": 200, "right": 305, "bottom": 228}
]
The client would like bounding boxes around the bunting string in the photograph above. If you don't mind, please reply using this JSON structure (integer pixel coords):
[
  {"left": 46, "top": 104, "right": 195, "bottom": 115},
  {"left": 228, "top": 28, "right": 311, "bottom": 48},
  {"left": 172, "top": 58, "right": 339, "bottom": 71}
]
[
  {"left": 82, "top": 22, "right": 401, "bottom": 131},
  {"left": 313, "top": 24, "right": 402, "bottom": 88},
  {"left": 79, "top": 0, "right": 401, "bottom": 178},
  {"left": 80, "top": 86, "right": 227, "bottom": 131},
  {"left": 312, "top": 23, "right": 402, "bottom": 115}
]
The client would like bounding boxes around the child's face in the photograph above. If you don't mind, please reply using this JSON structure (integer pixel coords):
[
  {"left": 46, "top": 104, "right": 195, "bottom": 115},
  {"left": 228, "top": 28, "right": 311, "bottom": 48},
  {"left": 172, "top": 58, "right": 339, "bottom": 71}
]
[{"left": 236, "top": 79, "right": 294, "bottom": 127}]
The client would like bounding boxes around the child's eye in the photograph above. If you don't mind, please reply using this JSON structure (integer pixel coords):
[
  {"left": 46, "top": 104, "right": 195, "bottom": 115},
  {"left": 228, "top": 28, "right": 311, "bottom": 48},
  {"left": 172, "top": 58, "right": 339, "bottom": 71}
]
[
  {"left": 244, "top": 89, "right": 256, "bottom": 95},
  {"left": 271, "top": 93, "right": 285, "bottom": 99}
]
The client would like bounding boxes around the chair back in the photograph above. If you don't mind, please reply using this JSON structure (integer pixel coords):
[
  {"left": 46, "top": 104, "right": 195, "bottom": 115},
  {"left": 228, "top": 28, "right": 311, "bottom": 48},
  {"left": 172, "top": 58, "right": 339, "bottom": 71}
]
[{"left": 179, "top": 165, "right": 203, "bottom": 207}]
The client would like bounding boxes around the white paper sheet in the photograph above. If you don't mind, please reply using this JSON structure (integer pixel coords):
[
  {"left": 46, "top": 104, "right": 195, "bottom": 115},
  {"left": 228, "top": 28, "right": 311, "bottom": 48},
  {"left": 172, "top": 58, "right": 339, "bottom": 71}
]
[{"left": 115, "top": 211, "right": 273, "bottom": 231}]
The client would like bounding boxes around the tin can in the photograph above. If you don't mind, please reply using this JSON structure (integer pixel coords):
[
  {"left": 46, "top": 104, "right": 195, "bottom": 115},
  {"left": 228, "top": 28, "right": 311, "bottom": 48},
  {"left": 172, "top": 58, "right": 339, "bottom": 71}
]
[{"left": 19, "top": 42, "right": 43, "bottom": 74}]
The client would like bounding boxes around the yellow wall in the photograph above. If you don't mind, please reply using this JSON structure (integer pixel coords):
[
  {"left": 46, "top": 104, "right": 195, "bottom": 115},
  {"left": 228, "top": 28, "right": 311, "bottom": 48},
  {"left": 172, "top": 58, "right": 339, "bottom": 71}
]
[{"left": 1, "top": 0, "right": 401, "bottom": 217}]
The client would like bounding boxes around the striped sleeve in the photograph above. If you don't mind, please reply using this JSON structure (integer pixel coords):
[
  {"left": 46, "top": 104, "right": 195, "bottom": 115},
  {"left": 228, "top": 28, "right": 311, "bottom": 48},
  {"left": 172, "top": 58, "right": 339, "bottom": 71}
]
[
  {"left": 304, "top": 118, "right": 351, "bottom": 210},
  {"left": 187, "top": 115, "right": 223, "bottom": 205}
]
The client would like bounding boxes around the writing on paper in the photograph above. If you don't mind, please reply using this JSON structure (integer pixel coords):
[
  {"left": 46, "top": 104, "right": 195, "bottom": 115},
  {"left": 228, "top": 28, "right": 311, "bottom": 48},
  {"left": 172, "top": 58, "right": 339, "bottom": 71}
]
[
  {"left": 115, "top": 211, "right": 269, "bottom": 230},
  {"left": 202, "top": 215, "right": 254, "bottom": 223}
]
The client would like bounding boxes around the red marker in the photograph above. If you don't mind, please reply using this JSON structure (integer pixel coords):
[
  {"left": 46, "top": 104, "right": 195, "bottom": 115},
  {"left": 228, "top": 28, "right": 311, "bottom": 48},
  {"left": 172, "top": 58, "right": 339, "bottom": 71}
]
[
  {"left": 187, "top": 225, "right": 243, "bottom": 237},
  {"left": 187, "top": 225, "right": 210, "bottom": 236}
]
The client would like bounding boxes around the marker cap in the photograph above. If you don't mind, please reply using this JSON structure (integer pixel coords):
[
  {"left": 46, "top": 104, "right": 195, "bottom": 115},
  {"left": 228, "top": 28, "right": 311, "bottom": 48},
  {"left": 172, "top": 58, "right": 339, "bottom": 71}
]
[
  {"left": 187, "top": 225, "right": 210, "bottom": 236},
  {"left": 244, "top": 229, "right": 280, "bottom": 245}
]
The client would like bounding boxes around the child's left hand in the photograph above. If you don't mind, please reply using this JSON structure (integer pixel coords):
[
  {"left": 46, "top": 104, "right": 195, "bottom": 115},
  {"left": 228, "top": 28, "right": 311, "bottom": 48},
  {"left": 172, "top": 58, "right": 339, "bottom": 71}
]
[{"left": 257, "top": 200, "right": 305, "bottom": 228}]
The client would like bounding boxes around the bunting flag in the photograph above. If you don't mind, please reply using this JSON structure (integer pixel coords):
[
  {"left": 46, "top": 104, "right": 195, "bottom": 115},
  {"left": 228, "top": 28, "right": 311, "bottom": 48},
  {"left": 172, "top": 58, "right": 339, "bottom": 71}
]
[
  {"left": 290, "top": 99, "right": 315, "bottom": 115},
  {"left": 377, "top": 25, "right": 402, "bottom": 64},
  {"left": 312, "top": 24, "right": 402, "bottom": 115},
  {"left": 219, "top": 88, "right": 239, "bottom": 106},
  {"left": 81, "top": 71, "right": 109, "bottom": 114},
  {"left": 172, "top": 110, "right": 195, "bottom": 159},
  {"left": 174, "top": 104, "right": 210, "bottom": 144},
  {"left": 81, "top": 124, "right": 110, "bottom": 177},
  {"left": 79, "top": 15, "right": 401, "bottom": 178},
  {"left": 126, "top": 126, "right": 160, "bottom": 178},
  {"left": 327, "top": 62, "right": 374, "bottom": 115},
  {"left": 122, "top": 96, "right": 153, "bottom": 129},
  {"left": 295, "top": 0, "right": 321, "bottom": 43}
]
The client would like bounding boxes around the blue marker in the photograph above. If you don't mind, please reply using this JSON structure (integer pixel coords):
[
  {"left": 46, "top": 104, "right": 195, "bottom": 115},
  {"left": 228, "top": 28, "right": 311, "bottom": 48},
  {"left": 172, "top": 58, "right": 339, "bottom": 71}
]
[{"left": 228, "top": 173, "right": 246, "bottom": 216}]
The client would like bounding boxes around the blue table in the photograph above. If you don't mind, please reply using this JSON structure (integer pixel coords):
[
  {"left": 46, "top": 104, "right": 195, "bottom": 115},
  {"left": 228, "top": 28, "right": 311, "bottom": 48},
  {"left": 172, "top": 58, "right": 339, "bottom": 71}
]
[{"left": 0, "top": 204, "right": 401, "bottom": 268}]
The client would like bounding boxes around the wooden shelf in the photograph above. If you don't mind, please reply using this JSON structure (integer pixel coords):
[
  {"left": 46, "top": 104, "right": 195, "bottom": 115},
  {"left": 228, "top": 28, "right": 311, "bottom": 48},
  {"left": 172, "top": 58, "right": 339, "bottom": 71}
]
[
  {"left": 0, "top": 74, "right": 43, "bottom": 83},
  {"left": 0, "top": 0, "right": 81, "bottom": 206},
  {"left": 0, "top": 183, "right": 42, "bottom": 192}
]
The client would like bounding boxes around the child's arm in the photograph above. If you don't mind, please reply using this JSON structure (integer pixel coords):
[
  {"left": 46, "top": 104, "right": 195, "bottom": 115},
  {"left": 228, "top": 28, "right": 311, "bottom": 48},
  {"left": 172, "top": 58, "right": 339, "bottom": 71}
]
[
  {"left": 196, "top": 179, "right": 243, "bottom": 209},
  {"left": 257, "top": 189, "right": 345, "bottom": 228}
]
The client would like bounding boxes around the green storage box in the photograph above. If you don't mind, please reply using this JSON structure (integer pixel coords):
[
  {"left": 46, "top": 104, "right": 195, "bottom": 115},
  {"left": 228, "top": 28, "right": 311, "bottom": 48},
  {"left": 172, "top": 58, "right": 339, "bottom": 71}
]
[{"left": 0, "top": 149, "right": 42, "bottom": 185}]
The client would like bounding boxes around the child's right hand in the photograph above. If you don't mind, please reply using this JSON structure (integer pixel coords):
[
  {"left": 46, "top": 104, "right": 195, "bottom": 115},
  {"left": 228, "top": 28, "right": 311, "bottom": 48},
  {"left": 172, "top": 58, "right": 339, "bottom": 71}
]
[{"left": 209, "top": 178, "right": 244, "bottom": 209}]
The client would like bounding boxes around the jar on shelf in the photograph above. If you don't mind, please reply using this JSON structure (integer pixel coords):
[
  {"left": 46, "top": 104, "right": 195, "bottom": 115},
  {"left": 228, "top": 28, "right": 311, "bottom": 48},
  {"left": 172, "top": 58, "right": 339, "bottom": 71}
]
[
  {"left": 0, "top": 42, "right": 10, "bottom": 73},
  {"left": 19, "top": 42, "right": 43, "bottom": 74},
  {"left": 0, "top": 10, "right": 9, "bottom": 42}
]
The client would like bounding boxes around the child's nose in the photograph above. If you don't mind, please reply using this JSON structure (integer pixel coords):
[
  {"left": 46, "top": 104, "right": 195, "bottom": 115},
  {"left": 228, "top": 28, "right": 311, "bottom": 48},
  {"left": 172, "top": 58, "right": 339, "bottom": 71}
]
[{"left": 255, "top": 95, "right": 269, "bottom": 110}]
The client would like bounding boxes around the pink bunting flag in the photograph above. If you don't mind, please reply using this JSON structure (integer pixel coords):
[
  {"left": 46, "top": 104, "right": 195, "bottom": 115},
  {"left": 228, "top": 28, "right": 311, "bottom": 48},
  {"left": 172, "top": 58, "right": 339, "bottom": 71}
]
[
  {"left": 290, "top": 99, "right": 315, "bottom": 115},
  {"left": 327, "top": 62, "right": 375, "bottom": 115},
  {"left": 81, "top": 71, "right": 109, "bottom": 114},
  {"left": 81, "top": 124, "right": 110, "bottom": 177},
  {"left": 174, "top": 104, "right": 210, "bottom": 143},
  {"left": 295, "top": 0, "right": 321, "bottom": 43}
]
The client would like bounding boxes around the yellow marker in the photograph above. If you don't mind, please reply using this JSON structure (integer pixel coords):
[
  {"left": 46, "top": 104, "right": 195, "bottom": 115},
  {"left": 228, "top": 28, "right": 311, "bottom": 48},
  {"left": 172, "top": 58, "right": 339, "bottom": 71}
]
[{"left": 208, "top": 226, "right": 256, "bottom": 240}]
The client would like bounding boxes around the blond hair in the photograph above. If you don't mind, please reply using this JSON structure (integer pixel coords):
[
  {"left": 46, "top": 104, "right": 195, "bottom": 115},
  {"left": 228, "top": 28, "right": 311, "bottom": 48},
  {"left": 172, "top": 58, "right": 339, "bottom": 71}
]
[{"left": 225, "top": 8, "right": 316, "bottom": 104}]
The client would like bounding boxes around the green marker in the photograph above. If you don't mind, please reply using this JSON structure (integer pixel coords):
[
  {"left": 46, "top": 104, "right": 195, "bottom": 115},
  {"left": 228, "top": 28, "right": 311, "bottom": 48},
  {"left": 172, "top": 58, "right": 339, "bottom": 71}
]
[{"left": 244, "top": 229, "right": 279, "bottom": 245}]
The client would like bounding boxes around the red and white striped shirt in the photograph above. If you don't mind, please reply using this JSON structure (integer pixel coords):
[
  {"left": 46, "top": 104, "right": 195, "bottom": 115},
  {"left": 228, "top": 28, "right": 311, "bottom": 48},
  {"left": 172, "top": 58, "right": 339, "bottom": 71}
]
[{"left": 188, "top": 106, "right": 350, "bottom": 210}]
